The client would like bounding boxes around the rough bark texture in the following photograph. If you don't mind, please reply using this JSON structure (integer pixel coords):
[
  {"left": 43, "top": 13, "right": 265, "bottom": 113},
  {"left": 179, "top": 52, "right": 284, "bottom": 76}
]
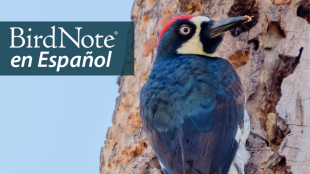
[{"left": 100, "top": 0, "right": 310, "bottom": 173}]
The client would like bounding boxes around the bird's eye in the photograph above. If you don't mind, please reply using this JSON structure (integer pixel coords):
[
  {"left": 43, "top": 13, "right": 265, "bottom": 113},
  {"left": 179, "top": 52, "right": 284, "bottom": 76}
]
[{"left": 179, "top": 25, "right": 191, "bottom": 35}]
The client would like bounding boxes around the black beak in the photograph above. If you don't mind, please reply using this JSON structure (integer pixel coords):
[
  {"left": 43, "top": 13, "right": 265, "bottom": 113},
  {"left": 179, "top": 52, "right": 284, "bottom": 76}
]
[{"left": 209, "top": 16, "right": 250, "bottom": 38}]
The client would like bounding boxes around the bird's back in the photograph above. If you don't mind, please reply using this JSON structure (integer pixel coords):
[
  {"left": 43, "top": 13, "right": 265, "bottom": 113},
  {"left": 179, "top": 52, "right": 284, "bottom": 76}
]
[{"left": 140, "top": 55, "right": 245, "bottom": 174}]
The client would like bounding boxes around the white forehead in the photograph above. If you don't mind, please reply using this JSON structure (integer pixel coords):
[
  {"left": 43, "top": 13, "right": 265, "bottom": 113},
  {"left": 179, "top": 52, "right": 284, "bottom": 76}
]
[{"left": 190, "top": 16, "right": 210, "bottom": 25}]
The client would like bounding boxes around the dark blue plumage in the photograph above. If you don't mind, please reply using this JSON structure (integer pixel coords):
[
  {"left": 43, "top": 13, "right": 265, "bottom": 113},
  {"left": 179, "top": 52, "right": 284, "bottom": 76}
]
[{"left": 140, "top": 15, "right": 249, "bottom": 174}]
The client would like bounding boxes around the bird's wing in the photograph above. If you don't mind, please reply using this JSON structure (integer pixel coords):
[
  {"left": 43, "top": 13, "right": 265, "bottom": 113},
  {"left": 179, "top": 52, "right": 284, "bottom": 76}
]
[
  {"left": 140, "top": 57, "right": 244, "bottom": 174},
  {"left": 146, "top": 96, "right": 244, "bottom": 174}
]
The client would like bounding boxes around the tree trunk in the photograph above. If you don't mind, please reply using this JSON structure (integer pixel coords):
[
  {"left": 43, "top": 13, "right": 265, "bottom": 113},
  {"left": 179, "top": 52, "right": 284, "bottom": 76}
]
[{"left": 99, "top": 0, "right": 310, "bottom": 173}]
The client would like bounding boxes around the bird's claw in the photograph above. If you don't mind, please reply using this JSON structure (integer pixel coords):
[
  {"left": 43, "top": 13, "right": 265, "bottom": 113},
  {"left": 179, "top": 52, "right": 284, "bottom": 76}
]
[{"left": 250, "top": 129, "right": 269, "bottom": 146}]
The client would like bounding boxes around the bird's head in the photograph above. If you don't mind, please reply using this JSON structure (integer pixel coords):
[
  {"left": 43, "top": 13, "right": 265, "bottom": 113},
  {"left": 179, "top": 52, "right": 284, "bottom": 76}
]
[{"left": 156, "top": 15, "right": 251, "bottom": 61}]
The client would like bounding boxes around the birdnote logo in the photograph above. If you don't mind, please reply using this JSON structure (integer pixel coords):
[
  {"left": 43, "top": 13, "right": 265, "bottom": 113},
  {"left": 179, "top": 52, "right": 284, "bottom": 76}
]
[
  {"left": 10, "top": 26, "right": 116, "bottom": 72},
  {"left": 0, "top": 22, "right": 134, "bottom": 75}
]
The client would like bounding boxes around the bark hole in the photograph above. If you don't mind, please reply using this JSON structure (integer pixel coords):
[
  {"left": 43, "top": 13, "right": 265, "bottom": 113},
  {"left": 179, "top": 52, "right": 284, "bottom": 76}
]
[
  {"left": 278, "top": 47, "right": 303, "bottom": 77},
  {"left": 264, "top": 21, "right": 287, "bottom": 50},
  {"left": 228, "top": 0, "right": 259, "bottom": 37},
  {"left": 248, "top": 37, "right": 260, "bottom": 50},
  {"left": 267, "top": 22, "right": 286, "bottom": 39},
  {"left": 140, "top": 12, "right": 151, "bottom": 32},
  {"left": 262, "top": 155, "right": 292, "bottom": 174},
  {"left": 258, "top": 47, "right": 303, "bottom": 172},
  {"left": 228, "top": 48, "right": 251, "bottom": 68},
  {"left": 179, "top": 0, "right": 202, "bottom": 15},
  {"left": 272, "top": 0, "right": 293, "bottom": 6},
  {"left": 297, "top": 0, "right": 310, "bottom": 23}
]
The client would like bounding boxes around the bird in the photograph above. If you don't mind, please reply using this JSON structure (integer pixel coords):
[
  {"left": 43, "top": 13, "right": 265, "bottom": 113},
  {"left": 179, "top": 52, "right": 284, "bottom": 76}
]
[{"left": 139, "top": 15, "right": 251, "bottom": 174}]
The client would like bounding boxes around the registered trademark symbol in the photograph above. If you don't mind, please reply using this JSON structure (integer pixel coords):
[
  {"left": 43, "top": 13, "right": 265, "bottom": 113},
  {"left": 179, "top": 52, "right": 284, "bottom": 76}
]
[{"left": 114, "top": 31, "right": 118, "bottom": 35}]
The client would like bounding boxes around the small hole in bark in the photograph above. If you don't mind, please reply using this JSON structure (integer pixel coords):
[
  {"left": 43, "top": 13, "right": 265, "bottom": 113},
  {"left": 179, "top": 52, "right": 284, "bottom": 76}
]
[
  {"left": 179, "top": 0, "right": 202, "bottom": 15},
  {"left": 265, "top": 47, "right": 273, "bottom": 51},
  {"left": 297, "top": 0, "right": 310, "bottom": 23},
  {"left": 227, "top": 48, "right": 251, "bottom": 68},
  {"left": 228, "top": 0, "right": 259, "bottom": 37},
  {"left": 273, "top": 0, "right": 293, "bottom": 6},
  {"left": 140, "top": 12, "right": 150, "bottom": 32},
  {"left": 248, "top": 38, "right": 259, "bottom": 50},
  {"left": 267, "top": 21, "right": 287, "bottom": 38},
  {"left": 279, "top": 54, "right": 297, "bottom": 63},
  {"left": 143, "top": 38, "right": 158, "bottom": 57},
  {"left": 248, "top": 49, "right": 303, "bottom": 154},
  {"left": 157, "top": 7, "right": 174, "bottom": 31},
  {"left": 278, "top": 47, "right": 303, "bottom": 75},
  {"left": 158, "top": 13, "right": 173, "bottom": 31}
]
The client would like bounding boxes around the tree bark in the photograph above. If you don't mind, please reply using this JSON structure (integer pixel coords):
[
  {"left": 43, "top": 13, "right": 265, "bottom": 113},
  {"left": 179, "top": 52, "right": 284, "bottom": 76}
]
[{"left": 99, "top": 0, "right": 309, "bottom": 173}]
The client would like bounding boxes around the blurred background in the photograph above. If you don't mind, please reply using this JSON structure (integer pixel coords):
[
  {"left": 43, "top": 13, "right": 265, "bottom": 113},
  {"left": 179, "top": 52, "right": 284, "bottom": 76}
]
[{"left": 0, "top": 0, "right": 134, "bottom": 174}]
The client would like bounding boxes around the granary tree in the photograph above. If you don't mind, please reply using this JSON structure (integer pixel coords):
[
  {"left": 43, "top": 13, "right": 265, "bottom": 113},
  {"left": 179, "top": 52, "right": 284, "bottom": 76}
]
[{"left": 100, "top": 0, "right": 310, "bottom": 173}]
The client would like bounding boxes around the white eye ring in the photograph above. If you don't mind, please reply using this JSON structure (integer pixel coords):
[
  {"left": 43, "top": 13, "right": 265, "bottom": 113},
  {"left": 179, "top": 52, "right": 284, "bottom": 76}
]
[{"left": 179, "top": 25, "right": 191, "bottom": 35}]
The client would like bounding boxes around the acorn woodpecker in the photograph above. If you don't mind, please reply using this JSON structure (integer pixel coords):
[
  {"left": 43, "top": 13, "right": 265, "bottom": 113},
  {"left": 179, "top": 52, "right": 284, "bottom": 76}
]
[{"left": 140, "top": 15, "right": 251, "bottom": 174}]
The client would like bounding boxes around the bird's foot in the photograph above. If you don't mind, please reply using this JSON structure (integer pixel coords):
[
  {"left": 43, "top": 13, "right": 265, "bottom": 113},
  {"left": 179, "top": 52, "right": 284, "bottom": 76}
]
[{"left": 250, "top": 129, "right": 269, "bottom": 146}]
